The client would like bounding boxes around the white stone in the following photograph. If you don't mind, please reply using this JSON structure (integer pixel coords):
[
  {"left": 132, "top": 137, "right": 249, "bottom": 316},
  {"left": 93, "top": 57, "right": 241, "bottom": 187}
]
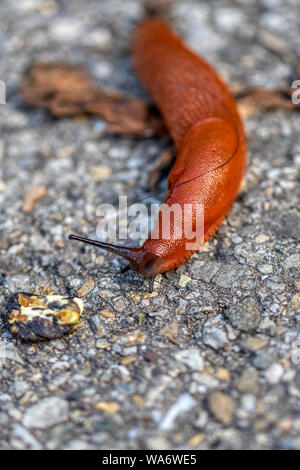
[
  {"left": 23, "top": 397, "right": 68, "bottom": 429},
  {"left": 265, "top": 363, "right": 284, "bottom": 384},
  {"left": 174, "top": 348, "right": 204, "bottom": 371}
]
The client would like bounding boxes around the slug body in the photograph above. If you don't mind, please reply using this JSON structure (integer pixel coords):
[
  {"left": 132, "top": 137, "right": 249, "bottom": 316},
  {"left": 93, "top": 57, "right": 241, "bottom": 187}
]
[{"left": 70, "top": 19, "right": 247, "bottom": 281}]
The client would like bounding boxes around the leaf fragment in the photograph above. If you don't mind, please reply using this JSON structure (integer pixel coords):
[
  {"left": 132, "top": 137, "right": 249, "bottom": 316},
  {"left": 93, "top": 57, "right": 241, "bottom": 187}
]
[{"left": 23, "top": 186, "right": 46, "bottom": 212}]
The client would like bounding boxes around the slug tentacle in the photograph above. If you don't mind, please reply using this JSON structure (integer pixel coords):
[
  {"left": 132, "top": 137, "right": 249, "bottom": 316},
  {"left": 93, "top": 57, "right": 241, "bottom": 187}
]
[
  {"left": 68, "top": 234, "right": 139, "bottom": 260},
  {"left": 69, "top": 234, "right": 164, "bottom": 278}
]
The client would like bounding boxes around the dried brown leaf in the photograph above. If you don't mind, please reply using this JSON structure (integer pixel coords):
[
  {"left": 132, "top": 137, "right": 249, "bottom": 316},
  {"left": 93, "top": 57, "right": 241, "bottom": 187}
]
[
  {"left": 21, "top": 62, "right": 165, "bottom": 136},
  {"left": 21, "top": 62, "right": 298, "bottom": 139},
  {"left": 234, "top": 86, "right": 297, "bottom": 117},
  {"left": 21, "top": 62, "right": 100, "bottom": 115}
]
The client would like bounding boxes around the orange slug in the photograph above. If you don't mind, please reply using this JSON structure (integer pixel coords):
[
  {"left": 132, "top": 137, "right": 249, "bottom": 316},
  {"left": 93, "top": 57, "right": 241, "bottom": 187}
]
[{"left": 69, "top": 19, "right": 247, "bottom": 290}]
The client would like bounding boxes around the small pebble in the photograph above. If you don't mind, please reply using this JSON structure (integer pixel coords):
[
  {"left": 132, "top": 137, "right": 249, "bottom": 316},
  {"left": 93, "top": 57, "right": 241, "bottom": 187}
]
[
  {"left": 208, "top": 392, "right": 235, "bottom": 425},
  {"left": 23, "top": 397, "right": 68, "bottom": 429},
  {"left": 203, "top": 321, "right": 229, "bottom": 350}
]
